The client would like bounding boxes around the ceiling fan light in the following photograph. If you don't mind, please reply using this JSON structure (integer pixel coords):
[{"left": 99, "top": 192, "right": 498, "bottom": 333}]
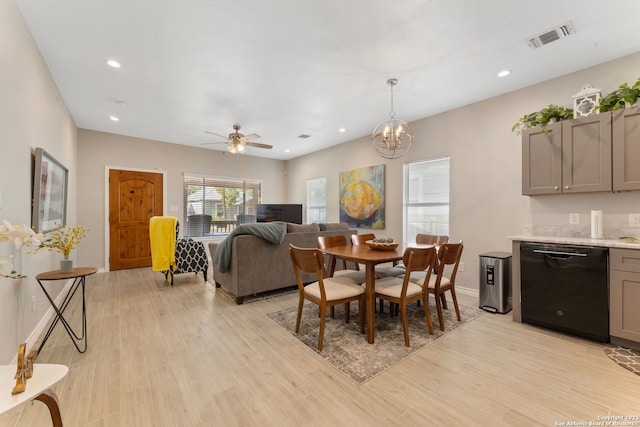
[{"left": 237, "top": 143, "right": 246, "bottom": 153}]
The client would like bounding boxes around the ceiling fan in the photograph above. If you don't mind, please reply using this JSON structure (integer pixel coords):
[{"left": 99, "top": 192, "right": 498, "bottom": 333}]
[{"left": 202, "top": 124, "right": 273, "bottom": 154}]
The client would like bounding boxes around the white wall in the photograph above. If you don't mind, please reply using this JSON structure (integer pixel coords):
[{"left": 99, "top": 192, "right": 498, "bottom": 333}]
[
  {"left": 3, "top": 0, "right": 639, "bottom": 362},
  {"left": 76, "top": 129, "right": 287, "bottom": 270},
  {"left": 285, "top": 51, "right": 640, "bottom": 293},
  {"left": 0, "top": 0, "right": 78, "bottom": 363}
]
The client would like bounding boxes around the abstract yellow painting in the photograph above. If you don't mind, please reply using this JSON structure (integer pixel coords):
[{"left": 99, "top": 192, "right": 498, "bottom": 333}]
[{"left": 339, "top": 164, "right": 384, "bottom": 229}]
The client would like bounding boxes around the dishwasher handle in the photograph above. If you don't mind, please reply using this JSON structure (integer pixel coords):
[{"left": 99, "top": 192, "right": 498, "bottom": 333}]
[{"left": 533, "top": 249, "right": 588, "bottom": 259}]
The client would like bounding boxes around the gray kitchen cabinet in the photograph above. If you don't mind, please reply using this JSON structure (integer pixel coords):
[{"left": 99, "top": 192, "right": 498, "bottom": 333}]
[
  {"left": 613, "top": 105, "right": 640, "bottom": 191},
  {"left": 522, "top": 113, "right": 612, "bottom": 195},
  {"left": 610, "top": 248, "right": 640, "bottom": 348},
  {"left": 522, "top": 122, "right": 562, "bottom": 195}
]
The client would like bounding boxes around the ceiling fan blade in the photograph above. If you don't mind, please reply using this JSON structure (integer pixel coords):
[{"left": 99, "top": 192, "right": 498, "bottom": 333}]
[
  {"left": 245, "top": 141, "right": 273, "bottom": 149},
  {"left": 201, "top": 141, "right": 228, "bottom": 146},
  {"left": 204, "top": 130, "right": 230, "bottom": 141},
  {"left": 242, "top": 133, "right": 261, "bottom": 141}
]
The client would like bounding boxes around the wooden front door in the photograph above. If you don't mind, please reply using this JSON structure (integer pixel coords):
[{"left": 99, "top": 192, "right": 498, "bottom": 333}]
[{"left": 109, "top": 170, "right": 164, "bottom": 270}]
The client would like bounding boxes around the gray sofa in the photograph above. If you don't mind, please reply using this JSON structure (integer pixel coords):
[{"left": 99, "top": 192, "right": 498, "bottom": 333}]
[{"left": 209, "top": 223, "right": 357, "bottom": 304}]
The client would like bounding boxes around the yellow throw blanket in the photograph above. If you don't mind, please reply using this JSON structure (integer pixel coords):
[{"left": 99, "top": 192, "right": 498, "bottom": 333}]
[{"left": 149, "top": 216, "right": 177, "bottom": 271}]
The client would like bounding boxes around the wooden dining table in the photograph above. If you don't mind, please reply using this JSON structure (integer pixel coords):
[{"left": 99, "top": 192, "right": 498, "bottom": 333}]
[{"left": 322, "top": 244, "right": 414, "bottom": 344}]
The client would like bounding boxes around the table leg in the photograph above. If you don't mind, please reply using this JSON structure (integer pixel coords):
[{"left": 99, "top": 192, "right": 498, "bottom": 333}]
[
  {"left": 36, "top": 276, "right": 88, "bottom": 355},
  {"left": 366, "top": 263, "right": 376, "bottom": 344},
  {"left": 34, "top": 389, "right": 63, "bottom": 427}
]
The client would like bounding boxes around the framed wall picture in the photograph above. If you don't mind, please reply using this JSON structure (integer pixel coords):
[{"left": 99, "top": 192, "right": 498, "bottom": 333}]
[
  {"left": 339, "top": 164, "right": 385, "bottom": 229},
  {"left": 32, "top": 148, "right": 68, "bottom": 233}
]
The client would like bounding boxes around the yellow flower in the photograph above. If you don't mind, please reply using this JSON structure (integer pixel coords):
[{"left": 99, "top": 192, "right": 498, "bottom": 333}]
[{"left": 31, "top": 222, "right": 88, "bottom": 257}]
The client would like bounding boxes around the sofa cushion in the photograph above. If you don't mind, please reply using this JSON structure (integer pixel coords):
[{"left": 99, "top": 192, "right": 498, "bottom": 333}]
[
  {"left": 287, "top": 223, "right": 320, "bottom": 233},
  {"left": 319, "top": 223, "right": 350, "bottom": 231}
]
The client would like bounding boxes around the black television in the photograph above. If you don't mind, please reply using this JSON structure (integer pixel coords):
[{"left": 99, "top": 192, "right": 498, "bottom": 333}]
[{"left": 257, "top": 204, "right": 303, "bottom": 224}]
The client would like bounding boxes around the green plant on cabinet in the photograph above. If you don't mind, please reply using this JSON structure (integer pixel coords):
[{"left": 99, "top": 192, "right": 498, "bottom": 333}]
[
  {"left": 512, "top": 104, "right": 574, "bottom": 134},
  {"left": 597, "top": 77, "right": 640, "bottom": 112}
]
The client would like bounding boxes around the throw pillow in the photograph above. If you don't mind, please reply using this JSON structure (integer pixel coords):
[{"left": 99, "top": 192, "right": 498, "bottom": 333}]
[{"left": 286, "top": 223, "right": 321, "bottom": 233}]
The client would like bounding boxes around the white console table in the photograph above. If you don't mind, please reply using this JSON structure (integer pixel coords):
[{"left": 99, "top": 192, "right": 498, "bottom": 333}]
[{"left": 0, "top": 364, "right": 68, "bottom": 426}]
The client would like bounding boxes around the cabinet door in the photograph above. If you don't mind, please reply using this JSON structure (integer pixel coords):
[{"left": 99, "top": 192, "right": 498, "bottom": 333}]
[
  {"left": 561, "top": 113, "right": 612, "bottom": 193},
  {"left": 521, "top": 122, "right": 562, "bottom": 195},
  {"left": 610, "top": 269, "right": 640, "bottom": 342},
  {"left": 613, "top": 105, "right": 640, "bottom": 191}
]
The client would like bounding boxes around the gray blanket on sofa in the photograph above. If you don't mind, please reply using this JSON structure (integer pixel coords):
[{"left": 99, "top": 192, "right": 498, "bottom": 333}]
[{"left": 213, "top": 221, "right": 287, "bottom": 273}]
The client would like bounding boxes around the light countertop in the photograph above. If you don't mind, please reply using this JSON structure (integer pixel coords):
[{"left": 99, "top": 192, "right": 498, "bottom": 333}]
[{"left": 509, "top": 235, "right": 640, "bottom": 249}]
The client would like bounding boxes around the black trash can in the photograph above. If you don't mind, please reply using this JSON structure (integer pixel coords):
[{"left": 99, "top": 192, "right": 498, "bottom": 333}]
[{"left": 479, "top": 252, "right": 512, "bottom": 314}]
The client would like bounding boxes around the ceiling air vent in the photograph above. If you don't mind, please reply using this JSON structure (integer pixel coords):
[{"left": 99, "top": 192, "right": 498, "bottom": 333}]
[
  {"left": 298, "top": 134, "right": 311, "bottom": 139},
  {"left": 528, "top": 21, "right": 575, "bottom": 50}
]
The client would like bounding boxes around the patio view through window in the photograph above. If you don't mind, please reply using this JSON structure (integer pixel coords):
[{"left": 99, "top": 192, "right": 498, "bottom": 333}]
[
  {"left": 403, "top": 157, "right": 450, "bottom": 244},
  {"left": 183, "top": 175, "right": 262, "bottom": 237}
]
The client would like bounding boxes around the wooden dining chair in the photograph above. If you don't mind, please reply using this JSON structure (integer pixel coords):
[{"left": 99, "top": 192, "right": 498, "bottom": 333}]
[
  {"left": 351, "top": 233, "right": 405, "bottom": 278},
  {"left": 392, "top": 234, "right": 448, "bottom": 273},
  {"left": 317, "top": 235, "right": 366, "bottom": 285},
  {"left": 415, "top": 233, "right": 449, "bottom": 246},
  {"left": 374, "top": 246, "right": 437, "bottom": 346},
  {"left": 289, "top": 244, "right": 365, "bottom": 351},
  {"left": 409, "top": 242, "right": 463, "bottom": 331},
  {"left": 412, "top": 233, "right": 450, "bottom": 296}
]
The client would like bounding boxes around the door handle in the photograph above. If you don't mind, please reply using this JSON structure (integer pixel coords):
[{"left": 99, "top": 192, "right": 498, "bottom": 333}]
[{"left": 533, "top": 249, "right": 587, "bottom": 257}]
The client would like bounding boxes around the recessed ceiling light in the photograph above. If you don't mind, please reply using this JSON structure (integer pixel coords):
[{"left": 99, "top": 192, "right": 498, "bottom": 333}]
[
  {"left": 284, "top": 149, "right": 291, "bottom": 153},
  {"left": 107, "top": 60, "right": 121, "bottom": 68},
  {"left": 109, "top": 115, "right": 119, "bottom": 122},
  {"left": 497, "top": 69, "right": 511, "bottom": 78},
  {"left": 339, "top": 128, "right": 346, "bottom": 133}
]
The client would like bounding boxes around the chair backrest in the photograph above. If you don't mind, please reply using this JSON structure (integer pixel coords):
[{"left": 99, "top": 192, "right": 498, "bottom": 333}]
[
  {"left": 317, "top": 235, "right": 350, "bottom": 271},
  {"left": 403, "top": 246, "right": 437, "bottom": 274},
  {"left": 351, "top": 233, "right": 375, "bottom": 245},
  {"left": 400, "top": 246, "right": 437, "bottom": 297},
  {"left": 434, "top": 242, "right": 464, "bottom": 288},
  {"left": 317, "top": 234, "right": 347, "bottom": 249},
  {"left": 289, "top": 244, "right": 326, "bottom": 291},
  {"left": 416, "top": 233, "right": 449, "bottom": 246}
]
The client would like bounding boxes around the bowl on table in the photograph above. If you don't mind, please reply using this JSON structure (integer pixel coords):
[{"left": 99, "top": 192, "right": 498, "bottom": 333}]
[{"left": 365, "top": 240, "right": 399, "bottom": 251}]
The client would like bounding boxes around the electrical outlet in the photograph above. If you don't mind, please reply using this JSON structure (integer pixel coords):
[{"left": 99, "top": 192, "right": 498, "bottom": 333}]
[
  {"left": 458, "top": 262, "right": 464, "bottom": 272},
  {"left": 569, "top": 213, "right": 580, "bottom": 225},
  {"left": 630, "top": 214, "right": 640, "bottom": 227}
]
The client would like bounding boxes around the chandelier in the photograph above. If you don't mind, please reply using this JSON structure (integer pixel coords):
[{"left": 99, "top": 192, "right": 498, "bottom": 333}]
[{"left": 371, "top": 78, "right": 413, "bottom": 159}]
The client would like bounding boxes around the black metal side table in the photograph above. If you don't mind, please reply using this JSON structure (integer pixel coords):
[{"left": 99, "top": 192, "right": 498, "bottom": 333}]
[{"left": 35, "top": 267, "right": 98, "bottom": 355}]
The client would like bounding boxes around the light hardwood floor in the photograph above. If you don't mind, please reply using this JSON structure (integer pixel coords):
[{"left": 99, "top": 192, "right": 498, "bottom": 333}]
[{"left": 2, "top": 268, "right": 639, "bottom": 427}]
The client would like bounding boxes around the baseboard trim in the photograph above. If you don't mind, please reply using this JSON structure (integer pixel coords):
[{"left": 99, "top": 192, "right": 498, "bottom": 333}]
[{"left": 456, "top": 286, "right": 479, "bottom": 299}]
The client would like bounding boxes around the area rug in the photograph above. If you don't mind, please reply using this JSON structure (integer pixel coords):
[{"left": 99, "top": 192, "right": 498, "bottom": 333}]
[
  {"left": 267, "top": 300, "right": 485, "bottom": 384},
  {"left": 604, "top": 344, "right": 640, "bottom": 376}
]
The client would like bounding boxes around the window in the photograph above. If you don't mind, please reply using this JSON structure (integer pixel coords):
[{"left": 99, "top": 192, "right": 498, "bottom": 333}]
[
  {"left": 403, "top": 157, "right": 450, "bottom": 244},
  {"left": 183, "top": 175, "right": 261, "bottom": 237},
  {"left": 306, "top": 177, "right": 326, "bottom": 224}
]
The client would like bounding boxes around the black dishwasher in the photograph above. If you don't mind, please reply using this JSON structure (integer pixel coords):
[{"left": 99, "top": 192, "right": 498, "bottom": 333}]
[{"left": 520, "top": 243, "right": 609, "bottom": 342}]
